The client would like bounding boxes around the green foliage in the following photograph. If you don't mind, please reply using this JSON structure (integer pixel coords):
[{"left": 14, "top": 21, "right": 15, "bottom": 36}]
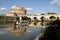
[
  {"left": 0, "top": 21, "right": 14, "bottom": 25},
  {"left": 47, "top": 12, "right": 56, "bottom": 15},
  {"left": 57, "top": 17, "right": 59, "bottom": 20},
  {"left": 40, "top": 13, "right": 45, "bottom": 15},
  {"left": 16, "top": 16, "right": 20, "bottom": 21},
  {"left": 21, "top": 16, "right": 28, "bottom": 20}
]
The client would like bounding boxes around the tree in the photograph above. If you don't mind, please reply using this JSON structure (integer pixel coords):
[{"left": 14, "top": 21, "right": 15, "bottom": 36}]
[
  {"left": 57, "top": 17, "right": 59, "bottom": 20},
  {"left": 47, "top": 12, "right": 56, "bottom": 15},
  {"left": 16, "top": 16, "right": 20, "bottom": 21},
  {"left": 14, "top": 13, "right": 17, "bottom": 16},
  {"left": 21, "top": 16, "right": 28, "bottom": 20},
  {"left": 14, "top": 13, "right": 20, "bottom": 21},
  {"left": 40, "top": 13, "right": 45, "bottom": 15}
]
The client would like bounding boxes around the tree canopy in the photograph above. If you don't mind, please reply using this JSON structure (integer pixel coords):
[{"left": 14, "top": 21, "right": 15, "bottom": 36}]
[{"left": 47, "top": 12, "right": 56, "bottom": 15}]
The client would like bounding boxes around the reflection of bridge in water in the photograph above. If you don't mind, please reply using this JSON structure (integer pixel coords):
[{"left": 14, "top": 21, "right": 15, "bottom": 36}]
[
  {"left": 6, "top": 25, "right": 26, "bottom": 36},
  {"left": 0, "top": 21, "right": 46, "bottom": 40},
  {"left": 29, "top": 22, "right": 48, "bottom": 27},
  {"left": 6, "top": 22, "right": 47, "bottom": 36}
]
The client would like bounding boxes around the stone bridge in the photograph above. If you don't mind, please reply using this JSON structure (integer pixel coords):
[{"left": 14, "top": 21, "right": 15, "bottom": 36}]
[{"left": 18, "top": 14, "right": 60, "bottom": 21}]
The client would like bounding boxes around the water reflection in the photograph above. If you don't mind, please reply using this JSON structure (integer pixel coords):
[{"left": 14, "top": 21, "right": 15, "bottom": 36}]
[
  {"left": 40, "top": 22, "right": 44, "bottom": 26},
  {"left": 29, "top": 22, "right": 45, "bottom": 26},
  {"left": 0, "top": 22, "right": 44, "bottom": 40},
  {"left": 6, "top": 22, "right": 43, "bottom": 36},
  {"left": 33, "top": 22, "right": 37, "bottom": 25},
  {"left": 6, "top": 25, "right": 26, "bottom": 36}
]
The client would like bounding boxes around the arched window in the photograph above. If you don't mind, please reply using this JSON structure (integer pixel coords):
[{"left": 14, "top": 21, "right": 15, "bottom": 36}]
[{"left": 21, "top": 16, "right": 28, "bottom": 20}]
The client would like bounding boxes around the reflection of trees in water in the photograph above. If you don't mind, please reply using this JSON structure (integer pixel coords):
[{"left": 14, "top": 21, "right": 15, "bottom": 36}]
[
  {"left": 13, "top": 25, "right": 20, "bottom": 30},
  {"left": 28, "top": 22, "right": 31, "bottom": 25},
  {"left": 6, "top": 26, "right": 26, "bottom": 36}
]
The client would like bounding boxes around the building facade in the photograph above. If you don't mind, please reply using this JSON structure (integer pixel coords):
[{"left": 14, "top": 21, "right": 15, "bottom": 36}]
[{"left": 5, "top": 6, "right": 26, "bottom": 16}]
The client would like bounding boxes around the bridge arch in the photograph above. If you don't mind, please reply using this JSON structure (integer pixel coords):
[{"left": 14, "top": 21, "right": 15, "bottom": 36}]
[{"left": 49, "top": 15, "right": 57, "bottom": 20}]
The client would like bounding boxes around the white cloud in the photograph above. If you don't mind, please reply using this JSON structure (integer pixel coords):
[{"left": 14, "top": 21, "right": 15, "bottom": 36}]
[
  {"left": 50, "top": 0, "right": 60, "bottom": 5},
  {"left": 0, "top": 7, "right": 8, "bottom": 10},
  {"left": 11, "top": 6, "right": 33, "bottom": 10},
  {"left": 11, "top": 6, "right": 16, "bottom": 9},
  {"left": 25, "top": 8, "right": 33, "bottom": 10}
]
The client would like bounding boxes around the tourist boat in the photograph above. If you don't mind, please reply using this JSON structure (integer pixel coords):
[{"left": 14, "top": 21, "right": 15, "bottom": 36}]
[{"left": 16, "top": 20, "right": 29, "bottom": 26}]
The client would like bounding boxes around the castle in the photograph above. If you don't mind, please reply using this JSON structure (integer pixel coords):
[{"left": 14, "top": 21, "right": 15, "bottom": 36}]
[{"left": 0, "top": 6, "right": 60, "bottom": 21}]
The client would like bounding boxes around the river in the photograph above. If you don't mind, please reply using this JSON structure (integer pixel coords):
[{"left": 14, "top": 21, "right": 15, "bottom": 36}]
[{"left": 0, "top": 22, "right": 44, "bottom": 40}]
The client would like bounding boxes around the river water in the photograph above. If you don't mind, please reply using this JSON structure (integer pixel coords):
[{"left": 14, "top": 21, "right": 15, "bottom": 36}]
[{"left": 0, "top": 22, "right": 44, "bottom": 40}]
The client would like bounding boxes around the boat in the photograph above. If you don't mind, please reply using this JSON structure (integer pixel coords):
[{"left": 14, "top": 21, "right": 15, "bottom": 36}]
[{"left": 16, "top": 20, "right": 29, "bottom": 26}]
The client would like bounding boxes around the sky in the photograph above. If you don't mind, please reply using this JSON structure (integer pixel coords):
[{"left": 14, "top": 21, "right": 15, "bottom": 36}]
[{"left": 0, "top": 0, "right": 60, "bottom": 14}]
